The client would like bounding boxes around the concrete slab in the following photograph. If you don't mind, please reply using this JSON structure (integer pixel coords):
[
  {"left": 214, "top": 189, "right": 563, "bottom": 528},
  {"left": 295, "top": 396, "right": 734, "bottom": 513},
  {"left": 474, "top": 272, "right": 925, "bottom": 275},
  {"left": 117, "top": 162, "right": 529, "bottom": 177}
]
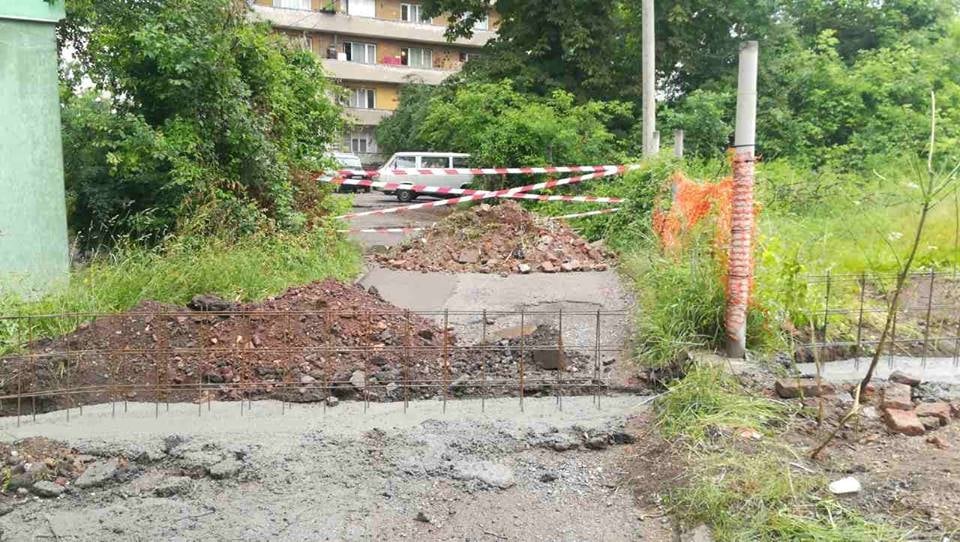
[
  {"left": 358, "top": 266, "right": 635, "bottom": 351},
  {"left": 0, "top": 396, "right": 645, "bottom": 445},
  {"left": 796, "top": 356, "right": 960, "bottom": 385}
]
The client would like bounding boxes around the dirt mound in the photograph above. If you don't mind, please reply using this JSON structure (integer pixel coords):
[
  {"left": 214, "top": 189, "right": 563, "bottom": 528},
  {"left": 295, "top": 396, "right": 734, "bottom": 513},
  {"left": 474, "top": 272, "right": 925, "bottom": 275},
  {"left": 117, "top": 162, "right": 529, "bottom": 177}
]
[
  {"left": 2, "top": 281, "right": 602, "bottom": 414},
  {"left": 2, "top": 280, "right": 446, "bottom": 413},
  {"left": 372, "top": 202, "right": 613, "bottom": 274}
]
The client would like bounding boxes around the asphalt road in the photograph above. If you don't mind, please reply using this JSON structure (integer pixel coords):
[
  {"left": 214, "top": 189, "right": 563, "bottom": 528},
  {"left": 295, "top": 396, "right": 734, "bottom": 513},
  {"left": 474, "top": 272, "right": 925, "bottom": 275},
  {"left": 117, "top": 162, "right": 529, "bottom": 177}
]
[{"left": 336, "top": 191, "right": 454, "bottom": 249}]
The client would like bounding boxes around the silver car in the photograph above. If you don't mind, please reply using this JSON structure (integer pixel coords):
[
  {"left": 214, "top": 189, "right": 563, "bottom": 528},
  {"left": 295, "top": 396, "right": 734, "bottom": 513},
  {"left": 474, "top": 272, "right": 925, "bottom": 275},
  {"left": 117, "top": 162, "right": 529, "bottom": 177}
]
[{"left": 378, "top": 152, "right": 473, "bottom": 202}]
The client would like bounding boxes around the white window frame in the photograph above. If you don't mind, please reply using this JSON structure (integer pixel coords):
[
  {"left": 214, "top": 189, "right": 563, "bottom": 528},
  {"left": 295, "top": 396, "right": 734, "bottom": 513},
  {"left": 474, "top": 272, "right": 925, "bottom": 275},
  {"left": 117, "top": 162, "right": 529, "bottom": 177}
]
[
  {"left": 345, "top": 42, "right": 377, "bottom": 65},
  {"left": 345, "top": 0, "right": 376, "bottom": 17},
  {"left": 348, "top": 88, "right": 376, "bottom": 109},
  {"left": 401, "top": 3, "right": 432, "bottom": 24},
  {"left": 351, "top": 137, "right": 368, "bottom": 155},
  {"left": 273, "top": 0, "right": 311, "bottom": 10},
  {"left": 402, "top": 47, "right": 433, "bottom": 69}
]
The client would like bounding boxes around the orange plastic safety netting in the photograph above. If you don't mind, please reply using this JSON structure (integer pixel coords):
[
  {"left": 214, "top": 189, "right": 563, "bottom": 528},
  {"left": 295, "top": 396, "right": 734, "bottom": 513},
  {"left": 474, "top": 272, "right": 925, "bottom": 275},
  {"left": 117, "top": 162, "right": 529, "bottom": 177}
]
[
  {"left": 651, "top": 166, "right": 759, "bottom": 293},
  {"left": 652, "top": 171, "right": 734, "bottom": 255}
]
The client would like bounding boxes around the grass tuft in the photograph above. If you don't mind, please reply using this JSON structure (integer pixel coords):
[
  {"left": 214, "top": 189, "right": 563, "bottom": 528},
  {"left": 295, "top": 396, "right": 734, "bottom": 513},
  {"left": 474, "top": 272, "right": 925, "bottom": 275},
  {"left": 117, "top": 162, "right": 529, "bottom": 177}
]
[
  {"left": 0, "top": 230, "right": 362, "bottom": 348},
  {"left": 655, "top": 363, "right": 786, "bottom": 443},
  {"left": 656, "top": 365, "right": 901, "bottom": 541}
]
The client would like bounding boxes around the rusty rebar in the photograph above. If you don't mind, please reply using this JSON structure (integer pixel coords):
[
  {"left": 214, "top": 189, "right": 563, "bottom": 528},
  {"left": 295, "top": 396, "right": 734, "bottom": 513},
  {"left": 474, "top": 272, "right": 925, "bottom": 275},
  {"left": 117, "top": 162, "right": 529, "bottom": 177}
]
[
  {"left": 442, "top": 309, "right": 449, "bottom": 414},
  {"left": 29, "top": 319, "right": 36, "bottom": 422},
  {"left": 921, "top": 269, "right": 935, "bottom": 368},
  {"left": 855, "top": 271, "right": 866, "bottom": 369},
  {"left": 820, "top": 271, "right": 832, "bottom": 366},
  {"left": 481, "top": 309, "right": 487, "bottom": 413},
  {"left": 519, "top": 307, "right": 525, "bottom": 413},
  {"left": 594, "top": 310, "right": 601, "bottom": 409},
  {"left": 403, "top": 310, "right": 411, "bottom": 412},
  {"left": 556, "top": 309, "right": 564, "bottom": 412}
]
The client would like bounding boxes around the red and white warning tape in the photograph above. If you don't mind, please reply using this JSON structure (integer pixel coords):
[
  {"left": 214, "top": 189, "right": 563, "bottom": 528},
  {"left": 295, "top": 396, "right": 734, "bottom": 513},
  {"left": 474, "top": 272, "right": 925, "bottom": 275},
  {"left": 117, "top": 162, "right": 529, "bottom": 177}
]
[
  {"left": 545, "top": 208, "right": 621, "bottom": 220},
  {"left": 335, "top": 165, "right": 626, "bottom": 178},
  {"left": 334, "top": 166, "right": 636, "bottom": 220},
  {"left": 496, "top": 194, "right": 624, "bottom": 204},
  {"left": 335, "top": 227, "right": 426, "bottom": 234},
  {"left": 325, "top": 178, "right": 494, "bottom": 197}
]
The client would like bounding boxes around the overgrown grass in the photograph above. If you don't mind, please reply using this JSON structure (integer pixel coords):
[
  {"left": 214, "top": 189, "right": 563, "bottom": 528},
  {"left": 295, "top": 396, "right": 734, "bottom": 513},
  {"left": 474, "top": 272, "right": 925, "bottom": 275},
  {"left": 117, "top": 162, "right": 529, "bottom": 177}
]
[
  {"left": 621, "top": 243, "right": 780, "bottom": 367},
  {"left": 623, "top": 250, "right": 726, "bottom": 366},
  {"left": 658, "top": 364, "right": 901, "bottom": 541},
  {"left": 655, "top": 364, "right": 786, "bottom": 442},
  {"left": 0, "top": 230, "right": 362, "bottom": 348}
]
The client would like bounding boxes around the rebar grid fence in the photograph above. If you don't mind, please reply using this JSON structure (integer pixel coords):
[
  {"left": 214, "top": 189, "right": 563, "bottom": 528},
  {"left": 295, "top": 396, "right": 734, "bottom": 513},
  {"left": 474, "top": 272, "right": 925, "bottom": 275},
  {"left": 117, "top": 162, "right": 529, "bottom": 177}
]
[
  {"left": 790, "top": 270, "right": 960, "bottom": 370},
  {"left": 0, "top": 309, "right": 631, "bottom": 425}
]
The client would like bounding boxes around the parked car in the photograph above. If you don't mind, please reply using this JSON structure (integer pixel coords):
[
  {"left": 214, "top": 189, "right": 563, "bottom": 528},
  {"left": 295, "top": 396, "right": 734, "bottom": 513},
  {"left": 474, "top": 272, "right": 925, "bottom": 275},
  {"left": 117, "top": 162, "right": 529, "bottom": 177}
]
[
  {"left": 377, "top": 152, "right": 473, "bottom": 202},
  {"left": 321, "top": 152, "right": 370, "bottom": 193}
]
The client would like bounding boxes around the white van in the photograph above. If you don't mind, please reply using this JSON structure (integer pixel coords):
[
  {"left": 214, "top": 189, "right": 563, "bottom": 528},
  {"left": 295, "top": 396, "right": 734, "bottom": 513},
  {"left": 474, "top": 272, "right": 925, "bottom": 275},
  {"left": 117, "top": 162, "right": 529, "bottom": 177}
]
[{"left": 377, "top": 152, "right": 473, "bottom": 202}]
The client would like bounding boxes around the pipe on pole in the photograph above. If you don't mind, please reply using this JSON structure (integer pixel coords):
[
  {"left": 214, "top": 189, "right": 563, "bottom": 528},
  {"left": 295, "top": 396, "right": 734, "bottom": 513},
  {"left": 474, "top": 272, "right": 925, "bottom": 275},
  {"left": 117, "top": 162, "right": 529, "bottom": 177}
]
[
  {"left": 641, "top": 0, "right": 656, "bottom": 156},
  {"left": 725, "top": 41, "right": 759, "bottom": 359}
]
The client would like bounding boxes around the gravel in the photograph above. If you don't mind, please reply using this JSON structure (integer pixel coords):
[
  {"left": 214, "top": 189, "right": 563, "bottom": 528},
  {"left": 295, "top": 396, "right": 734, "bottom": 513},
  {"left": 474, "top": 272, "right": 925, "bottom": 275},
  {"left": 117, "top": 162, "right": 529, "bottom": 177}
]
[{"left": 0, "top": 396, "right": 670, "bottom": 541}]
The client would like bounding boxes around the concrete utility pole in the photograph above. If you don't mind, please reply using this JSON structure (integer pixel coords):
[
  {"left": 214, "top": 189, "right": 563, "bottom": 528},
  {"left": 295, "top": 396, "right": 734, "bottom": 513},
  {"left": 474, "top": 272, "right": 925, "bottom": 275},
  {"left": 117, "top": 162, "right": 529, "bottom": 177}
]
[
  {"left": 641, "top": 0, "right": 656, "bottom": 156},
  {"left": 725, "top": 41, "right": 759, "bottom": 358},
  {"left": 0, "top": 1, "right": 70, "bottom": 298},
  {"left": 673, "top": 130, "right": 684, "bottom": 158}
]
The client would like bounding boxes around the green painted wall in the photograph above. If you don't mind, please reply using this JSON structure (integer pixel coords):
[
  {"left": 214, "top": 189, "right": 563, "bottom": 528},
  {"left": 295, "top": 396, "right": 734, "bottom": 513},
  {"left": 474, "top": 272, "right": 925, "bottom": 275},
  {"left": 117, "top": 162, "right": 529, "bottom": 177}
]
[
  {"left": 0, "top": 12, "right": 69, "bottom": 297},
  {"left": 0, "top": 1, "right": 65, "bottom": 23}
]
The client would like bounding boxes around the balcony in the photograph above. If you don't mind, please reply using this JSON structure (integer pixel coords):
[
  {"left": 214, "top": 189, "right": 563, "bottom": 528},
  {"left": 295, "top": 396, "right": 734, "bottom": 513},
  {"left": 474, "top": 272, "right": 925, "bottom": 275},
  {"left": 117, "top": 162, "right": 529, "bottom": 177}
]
[
  {"left": 251, "top": 5, "right": 495, "bottom": 47},
  {"left": 322, "top": 58, "right": 453, "bottom": 85},
  {"left": 345, "top": 107, "right": 393, "bottom": 126}
]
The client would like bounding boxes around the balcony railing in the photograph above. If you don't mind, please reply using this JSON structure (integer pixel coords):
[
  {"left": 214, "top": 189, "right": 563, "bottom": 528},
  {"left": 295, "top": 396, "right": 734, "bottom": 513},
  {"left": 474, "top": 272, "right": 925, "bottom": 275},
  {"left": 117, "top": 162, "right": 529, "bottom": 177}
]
[
  {"left": 322, "top": 58, "right": 454, "bottom": 85},
  {"left": 345, "top": 107, "right": 393, "bottom": 126},
  {"left": 251, "top": 5, "right": 495, "bottom": 47}
]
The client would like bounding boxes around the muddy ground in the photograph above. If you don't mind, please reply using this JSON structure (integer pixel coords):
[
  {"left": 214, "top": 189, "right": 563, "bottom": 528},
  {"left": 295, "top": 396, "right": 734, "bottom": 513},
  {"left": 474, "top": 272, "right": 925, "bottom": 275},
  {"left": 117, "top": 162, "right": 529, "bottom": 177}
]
[
  {"left": 750, "top": 355, "right": 960, "bottom": 539},
  {"left": 0, "top": 396, "right": 673, "bottom": 541}
]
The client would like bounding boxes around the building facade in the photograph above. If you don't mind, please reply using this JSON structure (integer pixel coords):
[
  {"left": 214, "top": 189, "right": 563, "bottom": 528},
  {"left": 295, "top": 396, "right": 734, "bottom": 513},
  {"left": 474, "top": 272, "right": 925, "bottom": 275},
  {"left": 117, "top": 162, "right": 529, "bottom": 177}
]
[{"left": 251, "top": 0, "right": 498, "bottom": 165}]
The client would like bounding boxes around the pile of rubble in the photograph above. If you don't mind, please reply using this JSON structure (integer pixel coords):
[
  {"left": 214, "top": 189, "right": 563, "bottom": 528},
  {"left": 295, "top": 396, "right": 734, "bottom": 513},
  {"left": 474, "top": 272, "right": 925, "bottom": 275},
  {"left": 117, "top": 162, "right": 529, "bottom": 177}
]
[
  {"left": 0, "top": 435, "right": 250, "bottom": 505},
  {"left": 775, "top": 370, "right": 958, "bottom": 444},
  {"left": 372, "top": 202, "right": 613, "bottom": 274},
  {"left": 0, "top": 438, "right": 90, "bottom": 501},
  {"left": 3, "top": 282, "right": 605, "bottom": 413}
]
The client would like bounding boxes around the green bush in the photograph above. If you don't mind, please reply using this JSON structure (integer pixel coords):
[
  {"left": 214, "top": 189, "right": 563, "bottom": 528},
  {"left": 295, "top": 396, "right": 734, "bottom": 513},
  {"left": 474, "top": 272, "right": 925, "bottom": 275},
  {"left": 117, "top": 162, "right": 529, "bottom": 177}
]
[
  {"left": 59, "top": 0, "right": 344, "bottom": 246},
  {"left": 376, "top": 80, "right": 631, "bottom": 167}
]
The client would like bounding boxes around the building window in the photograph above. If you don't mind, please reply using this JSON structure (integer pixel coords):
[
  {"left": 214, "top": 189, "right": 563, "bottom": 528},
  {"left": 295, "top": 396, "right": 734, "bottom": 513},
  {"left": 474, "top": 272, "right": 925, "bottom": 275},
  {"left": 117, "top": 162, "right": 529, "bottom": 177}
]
[
  {"left": 401, "top": 4, "right": 431, "bottom": 24},
  {"left": 345, "top": 0, "right": 376, "bottom": 17},
  {"left": 273, "top": 0, "right": 311, "bottom": 10},
  {"left": 347, "top": 88, "right": 376, "bottom": 109},
  {"left": 401, "top": 47, "right": 433, "bottom": 69},
  {"left": 459, "top": 51, "right": 480, "bottom": 63},
  {"left": 351, "top": 137, "right": 368, "bottom": 155},
  {"left": 473, "top": 14, "right": 489, "bottom": 30},
  {"left": 345, "top": 42, "right": 377, "bottom": 64}
]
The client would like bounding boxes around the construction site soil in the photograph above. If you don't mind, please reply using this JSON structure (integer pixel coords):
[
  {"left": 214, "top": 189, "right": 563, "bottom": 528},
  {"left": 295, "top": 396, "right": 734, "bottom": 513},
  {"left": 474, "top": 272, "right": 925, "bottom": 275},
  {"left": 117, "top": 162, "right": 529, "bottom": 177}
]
[
  {"left": 371, "top": 201, "right": 614, "bottom": 274},
  {"left": 1, "top": 280, "right": 603, "bottom": 415}
]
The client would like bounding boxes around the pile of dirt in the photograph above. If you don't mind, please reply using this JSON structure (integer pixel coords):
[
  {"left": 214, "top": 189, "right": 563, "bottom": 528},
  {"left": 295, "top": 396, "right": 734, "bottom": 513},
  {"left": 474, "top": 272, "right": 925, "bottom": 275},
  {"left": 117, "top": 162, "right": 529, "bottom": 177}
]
[
  {"left": 1, "top": 281, "right": 602, "bottom": 414},
  {"left": 372, "top": 202, "right": 613, "bottom": 274}
]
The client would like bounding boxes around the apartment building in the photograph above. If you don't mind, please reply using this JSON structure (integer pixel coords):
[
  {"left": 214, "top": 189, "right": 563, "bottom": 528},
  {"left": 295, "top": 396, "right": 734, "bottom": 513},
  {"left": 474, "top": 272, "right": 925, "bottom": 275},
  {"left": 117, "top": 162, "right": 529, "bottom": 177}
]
[{"left": 251, "top": 0, "right": 499, "bottom": 165}]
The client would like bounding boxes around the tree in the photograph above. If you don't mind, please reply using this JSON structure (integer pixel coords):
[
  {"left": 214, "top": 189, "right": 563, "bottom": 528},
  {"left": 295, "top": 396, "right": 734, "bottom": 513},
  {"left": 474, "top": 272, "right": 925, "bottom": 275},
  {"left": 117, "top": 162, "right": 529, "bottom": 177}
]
[
  {"left": 422, "top": 0, "right": 640, "bottom": 101},
  {"left": 378, "top": 80, "right": 629, "bottom": 167},
  {"left": 57, "top": 0, "right": 343, "bottom": 246}
]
